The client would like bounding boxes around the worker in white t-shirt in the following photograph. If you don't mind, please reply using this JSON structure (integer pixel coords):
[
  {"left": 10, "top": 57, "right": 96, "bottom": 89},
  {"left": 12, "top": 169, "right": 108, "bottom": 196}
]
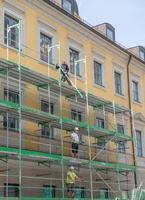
[{"left": 71, "top": 127, "right": 79, "bottom": 158}]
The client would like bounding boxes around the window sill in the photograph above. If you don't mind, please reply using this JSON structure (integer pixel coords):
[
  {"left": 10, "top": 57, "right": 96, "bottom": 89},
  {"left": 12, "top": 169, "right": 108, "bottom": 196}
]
[
  {"left": 93, "top": 83, "right": 106, "bottom": 91},
  {"left": 133, "top": 100, "right": 142, "bottom": 106},
  {"left": 38, "top": 59, "right": 56, "bottom": 70},
  {"left": 1, "top": 43, "right": 24, "bottom": 54},
  {"left": 114, "top": 93, "right": 126, "bottom": 99},
  {"left": 70, "top": 73, "right": 84, "bottom": 82}
]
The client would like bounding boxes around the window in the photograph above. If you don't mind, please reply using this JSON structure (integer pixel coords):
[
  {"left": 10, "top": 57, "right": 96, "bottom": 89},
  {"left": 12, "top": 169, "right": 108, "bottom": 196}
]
[
  {"left": 4, "top": 88, "right": 19, "bottom": 103},
  {"left": 41, "top": 100, "right": 54, "bottom": 138},
  {"left": 4, "top": 183, "right": 19, "bottom": 197},
  {"left": 136, "top": 130, "right": 143, "bottom": 157},
  {"left": 4, "top": 14, "right": 19, "bottom": 49},
  {"left": 96, "top": 118, "right": 105, "bottom": 129},
  {"left": 62, "top": 0, "right": 72, "bottom": 14},
  {"left": 3, "top": 89, "right": 19, "bottom": 130},
  {"left": 43, "top": 185, "right": 55, "bottom": 198},
  {"left": 132, "top": 80, "right": 140, "bottom": 102},
  {"left": 41, "top": 125, "right": 54, "bottom": 139},
  {"left": 117, "top": 124, "right": 124, "bottom": 134},
  {"left": 139, "top": 50, "right": 145, "bottom": 61},
  {"left": 107, "top": 28, "right": 114, "bottom": 41},
  {"left": 117, "top": 124, "right": 126, "bottom": 153},
  {"left": 40, "top": 32, "right": 52, "bottom": 63},
  {"left": 100, "top": 188, "right": 109, "bottom": 199},
  {"left": 114, "top": 71, "right": 123, "bottom": 95},
  {"left": 41, "top": 100, "right": 54, "bottom": 114},
  {"left": 94, "top": 61, "right": 103, "bottom": 86},
  {"left": 97, "top": 138, "right": 106, "bottom": 148},
  {"left": 69, "top": 48, "right": 80, "bottom": 76},
  {"left": 71, "top": 109, "right": 82, "bottom": 122},
  {"left": 75, "top": 187, "right": 85, "bottom": 198},
  {"left": 3, "top": 116, "right": 19, "bottom": 130}
]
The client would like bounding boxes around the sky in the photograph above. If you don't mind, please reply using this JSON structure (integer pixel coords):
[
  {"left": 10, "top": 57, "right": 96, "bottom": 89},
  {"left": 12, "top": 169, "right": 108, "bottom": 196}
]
[{"left": 77, "top": 0, "right": 145, "bottom": 48}]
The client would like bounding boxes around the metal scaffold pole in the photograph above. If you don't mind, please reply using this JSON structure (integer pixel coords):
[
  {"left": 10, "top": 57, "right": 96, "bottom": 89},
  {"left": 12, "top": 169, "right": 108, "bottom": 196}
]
[
  {"left": 84, "top": 56, "right": 93, "bottom": 199},
  {"left": 18, "top": 22, "right": 22, "bottom": 200},
  {"left": 6, "top": 22, "right": 22, "bottom": 199},
  {"left": 113, "top": 101, "right": 121, "bottom": 198},
  {"left": 57, "top": 42, "right": 65, "bottom": 199},
  {"left": 6, "top": 24, "right": 9, "bottom": 200}
]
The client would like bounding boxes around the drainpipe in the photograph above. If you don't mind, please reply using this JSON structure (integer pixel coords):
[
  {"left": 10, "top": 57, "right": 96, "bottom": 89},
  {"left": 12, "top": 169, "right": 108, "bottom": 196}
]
[{"left": 126, "top": 54, "right": 137, "bottom": 187}]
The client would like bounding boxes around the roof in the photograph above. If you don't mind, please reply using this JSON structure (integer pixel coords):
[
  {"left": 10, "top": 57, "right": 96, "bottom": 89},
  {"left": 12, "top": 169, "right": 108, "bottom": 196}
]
[{"left": 42, "top": 0, "right": 145, "bottom": 66}]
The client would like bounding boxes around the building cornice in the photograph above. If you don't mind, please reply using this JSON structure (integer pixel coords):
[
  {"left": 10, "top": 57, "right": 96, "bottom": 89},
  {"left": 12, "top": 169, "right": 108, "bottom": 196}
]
[{"left": 41, "top": 0, "right": 145, "bottom": 67}]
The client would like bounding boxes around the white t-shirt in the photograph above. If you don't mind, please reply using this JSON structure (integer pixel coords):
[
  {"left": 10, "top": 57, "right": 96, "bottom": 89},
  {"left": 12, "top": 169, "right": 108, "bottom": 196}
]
[{"left": 71, "top": 132, "right": 79, "bottom": 143}]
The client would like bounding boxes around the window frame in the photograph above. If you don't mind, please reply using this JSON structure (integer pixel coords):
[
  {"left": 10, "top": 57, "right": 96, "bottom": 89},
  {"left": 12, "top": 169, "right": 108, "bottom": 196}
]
[
  {"left": 114, "top": 70, "right": 123, "bottom": 95},
  {"left": 3, "top": 88, "right": 19, "bottom": 131},
  {"left": 62, "top": 0, "right": 73, "bottom": 14},
  {"left": 132, "top": 80, "right": 140, "bottom": 103},
  {"left": 96, "top": 117, "right": 105, "bottom": 129},
  {"left": 71, "top": 109, "right": 82, "bottom": 122},
  {"left": 106, "top": 27, "right": 115, "bottom": 41},
  {"left": 4, "top": 183, "right": 19, "bottom": 197},
  {"left": 139, "top": 49, "right": 145, "bottom": 61},
  {"left": 38, "top": 22, "right": 56, "bottom": 66},
  {"left": 136, "top": 130, "right": 143, "bottom": 157},
  {"left": 117, "top": 124, "right": 126, "bottom": 153},
  {"left": 69, "top": 47, "right": 81, "bottom": 77},
  {"left": 93, "top": 60, "right": 104, "bottom": 87},
  {"left": 40, "top": 32, "right": 53, "bottom": 64},
  {"left": 43, "top": 185, "right": 56, "bottom": 198},
  {"left": 3, "top": 7, "right": 24, "bottom": 52}
]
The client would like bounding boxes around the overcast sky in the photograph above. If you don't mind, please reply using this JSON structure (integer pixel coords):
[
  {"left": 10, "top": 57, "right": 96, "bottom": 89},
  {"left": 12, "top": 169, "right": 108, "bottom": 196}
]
[{"left": 77, "top": 0, "right": 145, "bottom": 48}]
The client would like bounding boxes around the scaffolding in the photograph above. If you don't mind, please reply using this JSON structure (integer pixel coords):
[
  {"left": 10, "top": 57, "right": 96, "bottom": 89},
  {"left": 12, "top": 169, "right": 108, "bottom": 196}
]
[{"left": 0, "top": 22, "right": 137, "bottom": 200}]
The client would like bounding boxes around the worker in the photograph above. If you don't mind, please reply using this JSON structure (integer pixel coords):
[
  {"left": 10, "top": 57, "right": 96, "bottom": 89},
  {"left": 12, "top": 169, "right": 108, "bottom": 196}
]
[
  {"left": 56, "top": 61, "right": 72, "bottom": 85},
  {"left": 66, "top": 166, "right": 80, "bottom": 198},
  {"left": 71, "top": 127, "right": 80, "bottom": 158}
]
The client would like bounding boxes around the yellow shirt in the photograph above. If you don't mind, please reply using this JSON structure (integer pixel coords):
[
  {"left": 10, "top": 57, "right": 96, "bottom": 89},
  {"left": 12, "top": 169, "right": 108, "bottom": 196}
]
[{"left": 66, "top": 171, "right": 77, "bottom": 184}]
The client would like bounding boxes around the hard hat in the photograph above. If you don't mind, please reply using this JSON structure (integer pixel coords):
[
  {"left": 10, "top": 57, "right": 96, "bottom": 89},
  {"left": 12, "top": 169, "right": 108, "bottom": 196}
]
[
  {"left": 70, "top": 166, "right": 74, "bottom": 170},
  {"left": 75, "top": 127, "right": 79, "bottom": 131}
]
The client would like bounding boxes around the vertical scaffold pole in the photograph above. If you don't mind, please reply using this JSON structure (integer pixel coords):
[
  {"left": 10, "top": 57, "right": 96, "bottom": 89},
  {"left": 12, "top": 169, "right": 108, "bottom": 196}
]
[
  {"left": 113, "top": 101, "right": 121, "bottom": 198},
  {"left": 58, "top": 42, "right": 65, "bottom": 199},
  {"left": 84, "top": 56, "right": 93, "bottom": 199},
  {"left": 18, "top": 22, "right": 22, "bottom": 200},
  {"left": 6, "top": 24, "right": 10, "bottom": 200}
]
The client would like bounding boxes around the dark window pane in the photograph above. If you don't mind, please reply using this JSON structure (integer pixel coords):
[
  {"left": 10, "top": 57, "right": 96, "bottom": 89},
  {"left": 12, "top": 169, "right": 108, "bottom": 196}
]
[
  {"left": 4, "top": 14, "right": 19, "bottom": 49},
  {"left": 4, "top": 88, "right": 19, "bottom": 103},
  {"left": 69, "top": 48, "right": 80, "bottom": 76},
  {"left": 62, "top": 0, "right": 72, "bottom": 13},
  {"left": 40, "top": 33, "right": 52, "bottom": 63},
  {"left": 136, "top": 130, "right": 143, "bottom": 157},
  {"left": 115, "top": 71, "right": 122, "bottom": 95},
  {"left": 41, "top": 100, "right": 54, "bottom": 114},
  {"left": 132, "top": 81, "right": 139, "bottom": 102},
  {"left": 94, "top": 61, "right": 103, "bottom": 86},
  {"left": 4, "top": 183, "right": 19, "bottom": 197},
  {"left": 41, "top": 125, "right": 54, "bottom": 139},
  {"left": 71, "top": 109, "right": 82, "bottom": 122},
  {"left": 96, "top": 118, "right": 104, "bottom": 129},
  {"left": 43, "top": 185, "right": 56, "bottom": 198}
]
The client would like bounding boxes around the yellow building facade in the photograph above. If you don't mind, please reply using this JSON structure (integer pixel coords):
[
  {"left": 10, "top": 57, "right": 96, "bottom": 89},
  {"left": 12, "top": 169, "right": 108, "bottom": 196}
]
[{"left": 0, "top": 0, "right": 145, "bottom": 199}]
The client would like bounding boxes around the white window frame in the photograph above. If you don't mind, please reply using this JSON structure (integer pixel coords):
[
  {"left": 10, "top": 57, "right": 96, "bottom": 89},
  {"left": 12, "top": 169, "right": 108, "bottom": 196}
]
[
  {"left": 136, "top": 130, "right": 143, "bottom": 157},
  {"left": 113, "top": 65, "right": 125, "bottom": 96},
  {"left": 2, "top": 6, "right": 24, "bottom": 52},
  {"left": 38, "top": 21, "right": 56, "bottom": 66},
  {"left": 131, "top": 74, "right": 141, "bottom": 104},
  {"left": 139, "top": 49, "right": 145, "bottom": 61},
  {"left": 68, "top": 39, "right": 84, "bottom": 79},
  {"left": 93, "top": 52, "right": 106, "bottom": 88}
]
